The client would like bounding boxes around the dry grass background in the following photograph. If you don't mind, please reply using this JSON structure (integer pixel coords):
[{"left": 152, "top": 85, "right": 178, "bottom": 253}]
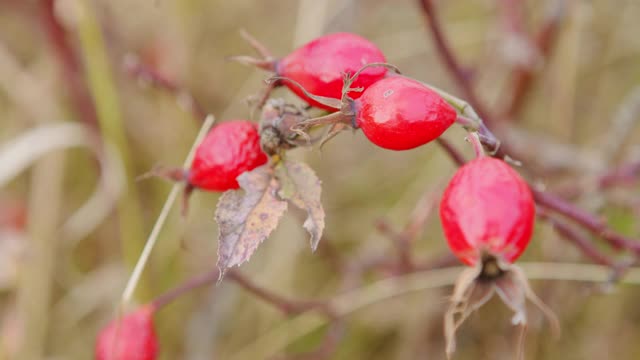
[{"left": 1, "top": 0, "right": 640, "bottom": 359}]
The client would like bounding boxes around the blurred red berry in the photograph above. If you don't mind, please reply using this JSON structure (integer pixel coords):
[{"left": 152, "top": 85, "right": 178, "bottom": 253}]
[
  {"left": 95, "top": 305, "right": 158, "bottom": 360},
  {"left": 439, "top": 157, "right": 535, "bottom": 266},
  {"left": 0, "top": 198, "right": 27, "bottom": 231}
]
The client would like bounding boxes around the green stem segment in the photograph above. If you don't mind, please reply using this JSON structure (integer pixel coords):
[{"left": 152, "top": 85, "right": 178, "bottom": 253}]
[{"left": 75, "top": 0, "right": 147, "bottom": 296}]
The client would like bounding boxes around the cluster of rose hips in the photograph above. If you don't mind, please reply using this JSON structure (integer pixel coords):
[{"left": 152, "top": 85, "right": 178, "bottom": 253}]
[{"left": 97, "top": 32, "right": 552, "bottom": 359}]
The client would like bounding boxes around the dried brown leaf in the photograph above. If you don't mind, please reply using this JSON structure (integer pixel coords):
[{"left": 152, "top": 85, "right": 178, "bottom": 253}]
[
  {"left": 276, "top": 160, "right": 324, "bottom": 250},
  {"left": 215, "top": 165, "right": 287, "bottom": 279}
]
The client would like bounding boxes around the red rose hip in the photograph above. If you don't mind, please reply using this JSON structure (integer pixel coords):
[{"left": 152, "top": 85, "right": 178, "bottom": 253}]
[
  {"left": 439, "top": 157, "right": 535, "bottom": 266},
  {"left": 188, "top": 120, "right": 268, "bottom": 192},
  {"left": 289, "top": 73, "right": 457, "bottom": 150},
  {"left": 439, "top": 158, "right": 558, "bottom": 358},
  {"left": 95, "top": 305, "right": 158, "bottom": 360},
  {"left": 147, "top": 120, "right": 268, "bottom": 214},
  {"left": 355, "top": 76, "right": 457, "bottom": 150},
  {"left": 233, "top": 32, "right": 387, "bottom": 110}
]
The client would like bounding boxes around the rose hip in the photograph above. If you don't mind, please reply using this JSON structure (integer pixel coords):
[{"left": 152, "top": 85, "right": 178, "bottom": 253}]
[
  {"left": 149, "top": 120, "right": 267, "bottom": 214},
  {"left": 188, "top": 121, "right": 267, "bottom": 192},
  {"left": 355, "top": 76, "right": 457, "bottom": 150},
  {"left": 286, "top": 71, "right": 457, "bottom": 150},
  {"left": 232, "top": 32, "right": 387, "bottom": 110},
  {"left": 95, "top": 305, "right": 158, "bottom": 360},
  {"left": 439, "top": 156, "right": 535, "bottom": 266},
  {"left": 438, "top": 157, "right": 558, "bottom": 358}
]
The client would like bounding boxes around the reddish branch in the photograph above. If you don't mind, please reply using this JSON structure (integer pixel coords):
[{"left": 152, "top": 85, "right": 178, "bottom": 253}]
[
  {"left": 152, "top": 267, "right": 341, "bottom": 359},
  {"left": 536, "top": 208, "right": 614, "bottom": 266},
  {"left": 501, "top": 1, "right": 564, "bottom": 119},
  {"left": 226, "top": 270, "right": 333, "bottom": 316},
  {"left": 418, "top": 0, "right": 493, "bottom": 125},
  {"left": 498, "top": 0, "right": 528, "bottom": 35},
  {"left": 123, "top": 56, "right": 208, "bottom": 121},
  {"left": 553, "top": 159, "right": 640, "bottom": 199},
  {"left": 436, "top": 138, "right": 466, "bottom": 166},
  {"left": 532, "top": 189, "right": 640, "bottom": 253},
  {"left": 152, "top": 268, "right": 221, "bottom": 309},
  {"left": 599, "top": 160, "right": 640, "bottom": 188},
  {"left": 419, "top": 0, "right": 518, "bottom": 161},
  {"left": 375, "top": 218, "right": 415, "bottom": 271},
  {"left": 40, "top": 0, "right": 99, "bottom": 128},
  {"left": 375, "top": 186, "right": 441, "bottom": 273},
  {"left": 153, "top": 268, "right": 332, "bottom": 316}
]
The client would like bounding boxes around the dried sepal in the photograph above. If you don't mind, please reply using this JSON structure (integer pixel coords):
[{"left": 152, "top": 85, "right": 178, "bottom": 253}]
[
  {"left": 444, "top": 265, "right": 492, "bottom": 358},
  {"left": 266, "top": 76, "right": 343, "bottom": 110},
  {"left": 258, "top": 98, "right": 313, "bottom": 153},
  {"left": 510, "top": 265, "right": 561, "bottom": 338},
  {"left": 444, "top": 256, "right": 559, "bottom": 359}
]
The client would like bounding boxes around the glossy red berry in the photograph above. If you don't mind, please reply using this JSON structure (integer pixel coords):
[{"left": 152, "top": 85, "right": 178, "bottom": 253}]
[
  {"left": 354, "top": 76, "right": 457, "bottom": 150},
  {"left": 439, "top": 157, "right": 535, "bottom": 266},
  {"left": 277, "top": 33, "right": 387, "bottom": 109},
  {"left": 235, "top": 32, "right": 387, "bottom": 110},
  {"left": 95, "top": 305, "right": 158, "bottom": 360},
  {"left": 189, "top": 120, "right": 268, "bottom": 192}
]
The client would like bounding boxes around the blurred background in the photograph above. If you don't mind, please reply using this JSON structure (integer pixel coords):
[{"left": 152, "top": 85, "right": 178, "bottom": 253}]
[{"left": 1, "top": 0, "right": 639, "bottom": 359}]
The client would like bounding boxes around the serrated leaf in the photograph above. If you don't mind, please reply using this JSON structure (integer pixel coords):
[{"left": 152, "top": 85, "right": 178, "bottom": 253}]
[
  {"left": 276, "top": 160, "right": 325, "bottom": 251},
  {"left": 215, "top": 165, "right": 287, "bottom": 279}
]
